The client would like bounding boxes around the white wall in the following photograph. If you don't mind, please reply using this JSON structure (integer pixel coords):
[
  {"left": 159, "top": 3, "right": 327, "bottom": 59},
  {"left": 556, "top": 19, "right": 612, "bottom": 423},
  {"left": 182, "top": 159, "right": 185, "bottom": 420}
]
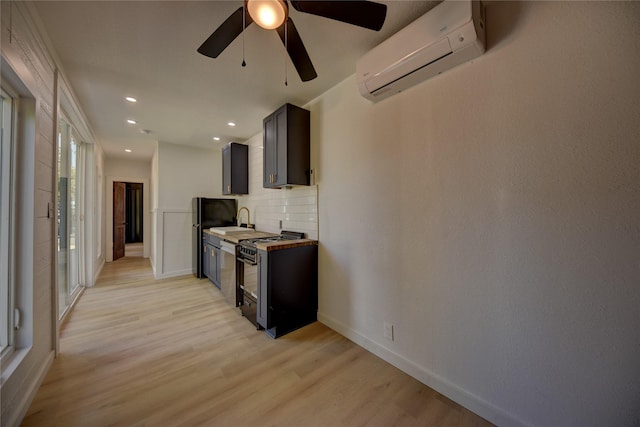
[
  {"left": 152, "top": 141, "right": 222, "bottom": 278},
  {"left": 150, "top": 144, "right": 159, "bottom": 273},
  {"left": 104, "top": 156, "right": 151, "bottom": 262},
  {"left": 92, "top": 144, "right": 105, "bottom": 283},
  {"left": 311, "top": 2, "right": 640, "bottom": 426},
  {"left": 104, "top": 156, "right": 151, "bottom": 181},
  {"left": 157, "top": 141, "right": 222, "bottom": 209}
]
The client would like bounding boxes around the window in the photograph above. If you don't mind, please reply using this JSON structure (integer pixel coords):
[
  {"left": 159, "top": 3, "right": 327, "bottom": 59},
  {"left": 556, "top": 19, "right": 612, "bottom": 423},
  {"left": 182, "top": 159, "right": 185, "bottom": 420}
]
[
  {"left": 57, "top": 118, "right": 83, "bottom": 318},
  {"left": 1, "top": 65, "right": 36, "bottom": 371},
  {"left": 1, "top": 86, "right": 15, "bottom": 358}
]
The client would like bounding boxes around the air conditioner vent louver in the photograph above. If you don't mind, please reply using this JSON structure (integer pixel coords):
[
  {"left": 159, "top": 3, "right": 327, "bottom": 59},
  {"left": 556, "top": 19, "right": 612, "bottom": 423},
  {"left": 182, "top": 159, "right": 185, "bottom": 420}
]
[{"left": 370, "top": 50, "right": 453, "bottom": 97}]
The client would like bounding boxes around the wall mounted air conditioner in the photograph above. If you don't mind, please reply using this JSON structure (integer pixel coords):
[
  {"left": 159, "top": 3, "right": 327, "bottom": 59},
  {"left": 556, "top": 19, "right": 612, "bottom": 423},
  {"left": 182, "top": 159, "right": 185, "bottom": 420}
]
[{"left": 357, "top": 0, "right": 486, "bottom": 102}]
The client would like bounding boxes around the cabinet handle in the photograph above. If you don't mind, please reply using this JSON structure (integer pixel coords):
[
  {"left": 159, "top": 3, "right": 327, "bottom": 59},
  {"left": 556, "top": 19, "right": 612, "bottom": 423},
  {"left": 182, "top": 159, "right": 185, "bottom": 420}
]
[{"left": 227, "top": 185, "right": 230, "bottom": 193}]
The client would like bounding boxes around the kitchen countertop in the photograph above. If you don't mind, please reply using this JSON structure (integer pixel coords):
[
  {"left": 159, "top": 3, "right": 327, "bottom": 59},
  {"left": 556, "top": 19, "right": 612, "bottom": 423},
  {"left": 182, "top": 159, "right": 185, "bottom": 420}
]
[
  {"left": 255, "top": 239, "right": 318, "bottom": 252},
  {"left": 204, "top": 228, "right": 276, "bottom": 244},
  {"left": 204, "top": 228, "right": 317, "bottom": 251}
]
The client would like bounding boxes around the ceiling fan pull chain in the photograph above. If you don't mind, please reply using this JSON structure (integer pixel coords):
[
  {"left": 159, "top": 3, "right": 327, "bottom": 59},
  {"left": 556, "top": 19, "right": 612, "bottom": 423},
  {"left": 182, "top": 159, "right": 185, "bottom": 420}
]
[
  {"left": 284, "top": 19, "right": 288, "bottom": 86},
  {"left": 242, "top": 2, "right": 247, "bottom": 67}
]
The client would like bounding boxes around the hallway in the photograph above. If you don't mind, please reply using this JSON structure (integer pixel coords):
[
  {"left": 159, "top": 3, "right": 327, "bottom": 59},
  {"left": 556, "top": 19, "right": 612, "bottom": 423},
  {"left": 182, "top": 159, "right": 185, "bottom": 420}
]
[{"left": 21, "top": 258, "right": 491, "bottom": 426}]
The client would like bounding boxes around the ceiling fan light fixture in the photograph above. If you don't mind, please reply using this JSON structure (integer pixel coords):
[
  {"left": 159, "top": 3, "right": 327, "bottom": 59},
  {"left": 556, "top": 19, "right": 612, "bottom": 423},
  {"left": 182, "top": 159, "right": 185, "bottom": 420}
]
[{"left": 247, "top": 0, "right": 287, "bottom": 30}]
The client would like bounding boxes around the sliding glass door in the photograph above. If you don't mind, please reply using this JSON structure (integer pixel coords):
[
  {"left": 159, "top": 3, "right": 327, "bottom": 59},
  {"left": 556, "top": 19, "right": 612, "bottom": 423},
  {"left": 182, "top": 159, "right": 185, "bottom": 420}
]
[{"left": 57, "top": 118, "right": 82, "bottom": 318}]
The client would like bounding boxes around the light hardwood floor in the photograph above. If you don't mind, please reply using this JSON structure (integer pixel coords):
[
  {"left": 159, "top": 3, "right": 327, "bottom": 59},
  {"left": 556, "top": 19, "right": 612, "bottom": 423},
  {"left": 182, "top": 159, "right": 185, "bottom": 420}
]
[
  {"left": 22, "top": 257, "right": 492, "bottom": 427},
  {"left": 125, "top": 242, "right": 143, "bottom": 257}
]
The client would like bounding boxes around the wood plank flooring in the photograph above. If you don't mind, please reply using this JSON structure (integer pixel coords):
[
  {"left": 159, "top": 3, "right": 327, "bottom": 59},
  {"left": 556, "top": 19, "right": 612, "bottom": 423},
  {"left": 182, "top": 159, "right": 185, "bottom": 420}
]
[
  {"left": 22, "top": 257, "right": 492, "bottom": 427},
  {"left": 124, "top": 242, "right": 143, "bottom": 257}
]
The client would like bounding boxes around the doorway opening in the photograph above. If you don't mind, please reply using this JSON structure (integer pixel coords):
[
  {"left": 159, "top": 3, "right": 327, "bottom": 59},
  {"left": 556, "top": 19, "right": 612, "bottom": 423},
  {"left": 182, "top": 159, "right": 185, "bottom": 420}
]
[{"left": 113, "top": 181, "right": 144, "bottom": 261}]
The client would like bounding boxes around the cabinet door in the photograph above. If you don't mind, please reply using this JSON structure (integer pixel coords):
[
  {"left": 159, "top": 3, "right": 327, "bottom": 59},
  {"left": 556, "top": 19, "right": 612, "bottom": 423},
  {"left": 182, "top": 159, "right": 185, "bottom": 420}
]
[
  {"left": 273, "top": 106, "right": 288, "bottom": 187},
  {"left": 222, "top": 145, "right": 232, "bottom": 195},
  {"left": 203, "top": 244, "right": 210, "bottom": 280},
  {"left": 208, "top": 245, "right": 219, "bottom": 288},
  {"left": 222, "top": 143, "right": 248, "bottom": 195},
  {"left": 214, "top": 246, "right": 222, "bottom": 286},
  {"left": 262, "top": 104, "right": 310, "bottom": 189},
  {"left": 263, "top": 113, "right": 276, "bottom": 188}
]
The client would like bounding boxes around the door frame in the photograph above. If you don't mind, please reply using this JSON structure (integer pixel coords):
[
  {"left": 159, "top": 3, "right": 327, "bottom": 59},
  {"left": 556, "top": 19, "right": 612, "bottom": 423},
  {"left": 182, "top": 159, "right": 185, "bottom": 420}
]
[
  {"left": 105, "top": 175, "right": 150, "bottom": 262},
  {"left": 113, "top": 182, "right": 126, "bottom": 260}
]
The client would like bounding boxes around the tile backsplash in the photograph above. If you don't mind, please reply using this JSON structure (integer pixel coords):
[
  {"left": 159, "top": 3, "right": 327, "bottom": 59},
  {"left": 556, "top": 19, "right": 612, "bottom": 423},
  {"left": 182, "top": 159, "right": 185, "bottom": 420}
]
[{"left": 235, "top": 135, "right": 318, "bottom": 240}]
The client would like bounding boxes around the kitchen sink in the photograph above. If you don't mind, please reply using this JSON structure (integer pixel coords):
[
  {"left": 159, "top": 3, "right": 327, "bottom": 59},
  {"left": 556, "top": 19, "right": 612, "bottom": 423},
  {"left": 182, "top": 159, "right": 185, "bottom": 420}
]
[{"left": 209, "top": 226, "right": 255, "bottom": 235}]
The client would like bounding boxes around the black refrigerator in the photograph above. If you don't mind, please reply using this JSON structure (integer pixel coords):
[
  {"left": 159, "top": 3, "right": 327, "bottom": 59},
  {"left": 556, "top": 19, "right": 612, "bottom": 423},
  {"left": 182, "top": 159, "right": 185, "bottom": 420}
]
[{"left": 192, "top": 197, "right": 237, "bottom": 278}]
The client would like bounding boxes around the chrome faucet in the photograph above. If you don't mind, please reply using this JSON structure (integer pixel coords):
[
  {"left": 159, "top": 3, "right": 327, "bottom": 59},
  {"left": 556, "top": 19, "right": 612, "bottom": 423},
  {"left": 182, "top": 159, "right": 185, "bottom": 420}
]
[{"left": 237, "top": 206, "right": 251, "bottom": 228}]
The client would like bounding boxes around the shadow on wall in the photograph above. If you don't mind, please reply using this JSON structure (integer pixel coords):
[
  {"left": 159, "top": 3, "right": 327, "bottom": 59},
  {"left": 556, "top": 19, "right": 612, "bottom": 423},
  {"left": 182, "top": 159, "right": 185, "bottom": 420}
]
[
  {"left": 484, "top": 0, "right": 523, "bottom": 51},
  {"left": 317, "top": 243, "right": 355, "bottom": 329}
]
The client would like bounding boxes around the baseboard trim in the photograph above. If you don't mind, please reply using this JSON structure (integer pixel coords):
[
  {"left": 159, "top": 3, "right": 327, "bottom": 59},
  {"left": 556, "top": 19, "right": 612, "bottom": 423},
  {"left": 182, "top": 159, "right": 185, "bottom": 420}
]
[
  {"left": 317, "top": 312, "right": 529, "bottom": 427},
  {"left": 7, "top": 350, "right": 54, "bottom": 427},
  {"left": 92, "top": 258, "right": 105, "bottom": 286},
  {"left": 149, "top": 256, "right": 156, "bottom": 277}
]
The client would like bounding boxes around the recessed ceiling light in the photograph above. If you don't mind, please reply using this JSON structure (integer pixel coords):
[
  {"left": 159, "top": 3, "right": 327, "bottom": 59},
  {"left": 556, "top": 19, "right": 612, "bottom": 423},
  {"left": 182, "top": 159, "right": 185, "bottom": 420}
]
[
  {"left": 127, "top": 119, "right": 137, "bottom": 124},
  {"left": 125, "top": 149, "right": 132, "bottom": 153},
  {"left": 227, "top": 122, "right": 236, "bottom": 127},
  {"left": 213, "top": 137, "right": 221, "bottom": 141},
  {"left": 125, "top": 97, "right": 137, "bottom": 103}
]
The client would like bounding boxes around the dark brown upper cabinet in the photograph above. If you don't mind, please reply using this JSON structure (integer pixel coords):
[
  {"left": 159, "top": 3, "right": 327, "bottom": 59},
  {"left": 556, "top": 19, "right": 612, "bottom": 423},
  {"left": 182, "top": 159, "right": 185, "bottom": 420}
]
[
  {"left": 263, "top": 104, "right": 310, "bottom": 189},
  {"left": 222, "top": 142, "right": 248, "bottom": 195}
]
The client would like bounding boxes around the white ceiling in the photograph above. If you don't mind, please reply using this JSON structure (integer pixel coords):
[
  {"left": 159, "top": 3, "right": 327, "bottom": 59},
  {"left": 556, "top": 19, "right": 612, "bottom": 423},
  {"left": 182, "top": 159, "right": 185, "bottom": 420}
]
[{"left": 33, "top": 0, "right": 439, "bottom": 160}]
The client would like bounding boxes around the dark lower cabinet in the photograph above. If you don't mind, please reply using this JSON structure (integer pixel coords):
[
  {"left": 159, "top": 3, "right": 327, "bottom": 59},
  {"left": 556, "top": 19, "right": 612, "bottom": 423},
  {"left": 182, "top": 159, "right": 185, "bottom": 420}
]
[
  {"left": 203, "top": 243, "right": 210, "bottom": 281},
  {"left": 257, "top": 244, "right": 318, "bottom": 338},
  {"left": 211, "top": 245, "right": 221, "bottom": 288},
  {"left": 204, "top": 234, "right": 221, "bottom": 288}
]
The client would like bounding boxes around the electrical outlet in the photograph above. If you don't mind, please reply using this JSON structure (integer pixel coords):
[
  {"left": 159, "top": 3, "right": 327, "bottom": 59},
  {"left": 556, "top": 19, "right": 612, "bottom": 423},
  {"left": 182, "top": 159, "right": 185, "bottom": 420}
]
[{"left": 384, "top": 322, "right": 394, "bottom": 341}]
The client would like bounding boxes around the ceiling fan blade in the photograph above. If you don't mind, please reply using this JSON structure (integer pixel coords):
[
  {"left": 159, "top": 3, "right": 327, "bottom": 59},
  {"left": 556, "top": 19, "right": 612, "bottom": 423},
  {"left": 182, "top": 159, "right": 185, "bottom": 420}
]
[
  {"left": 276, "top": 18, "right": 318, "bottom": 82},
  {"left": 197, "top": 7, "right": 253, "bottom": 58},
  {"left": 290, "top": 0, "right": 387, "bottom": 31}
]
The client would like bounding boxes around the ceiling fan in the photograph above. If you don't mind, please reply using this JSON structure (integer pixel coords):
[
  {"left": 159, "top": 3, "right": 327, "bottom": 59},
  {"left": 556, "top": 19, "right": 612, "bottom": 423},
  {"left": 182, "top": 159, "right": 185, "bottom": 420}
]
[{"left": 197, "top": 0, "right": 387, "bottom": 82}]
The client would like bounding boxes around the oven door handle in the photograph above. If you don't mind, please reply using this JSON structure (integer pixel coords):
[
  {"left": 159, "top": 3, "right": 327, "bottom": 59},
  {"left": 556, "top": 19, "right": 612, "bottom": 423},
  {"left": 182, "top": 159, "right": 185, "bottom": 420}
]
[{"left": 237, "top": 257, "right": 258, "bottom": 266}]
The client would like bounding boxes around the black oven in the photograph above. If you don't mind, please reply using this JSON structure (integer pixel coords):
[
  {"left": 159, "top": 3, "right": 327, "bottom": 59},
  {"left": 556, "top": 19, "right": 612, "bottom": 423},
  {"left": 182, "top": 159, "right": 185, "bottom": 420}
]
[{"left": 237, "top": 255, "right": 259, "bottom": 327}]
